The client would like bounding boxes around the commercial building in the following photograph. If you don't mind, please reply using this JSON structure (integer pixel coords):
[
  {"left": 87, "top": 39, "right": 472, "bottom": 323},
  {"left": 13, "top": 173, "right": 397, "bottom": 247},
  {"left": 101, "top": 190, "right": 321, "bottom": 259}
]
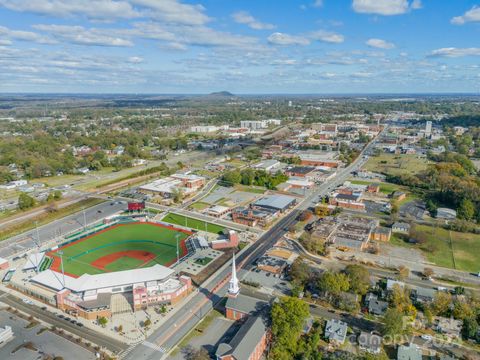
[
  {"left": 240, "top": 119, "right": 281, "bottom": 130},
  {"left": 139, "top": 173, "right": 205, "bottom": 199},
  {"left": 211, "top": 230, "right": 239, "bottom": 250},
  {"left": 298, "top": 152, "right": 339, "bottom": 168},
  {"left": 231, "top": 206, "right": 276, "bottom": 227},
  {"left": 252, "top": 159, "right": 281, "bottom": 172},
  {"left": 329, "top": 192, "right": 365, "bottom": 211},
  {"left": 205, "top": 205, "right": 231, "bottom": 218},
  {"left": 252, "top": 194, "right": 296, "bottom": 213}
]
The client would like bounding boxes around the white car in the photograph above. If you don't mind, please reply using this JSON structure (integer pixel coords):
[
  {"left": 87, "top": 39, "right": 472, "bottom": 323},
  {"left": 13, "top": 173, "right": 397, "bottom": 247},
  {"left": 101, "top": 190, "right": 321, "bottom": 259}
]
[
  {"left": 421, "top": 334, "right": 433, "bottom": 341},
  {"left": 22, "top": 298, "right": 33, "bottom": 305}
]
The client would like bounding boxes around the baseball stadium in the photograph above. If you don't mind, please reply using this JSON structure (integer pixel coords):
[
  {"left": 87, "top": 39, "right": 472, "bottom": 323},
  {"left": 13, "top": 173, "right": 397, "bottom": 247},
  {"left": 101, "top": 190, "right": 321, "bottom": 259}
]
[
  {"left": 27, "top": 218, "right": 196, "bottom": 319},
  {"left": 46, "top": 221, "right": 191, "bottom": 277}
]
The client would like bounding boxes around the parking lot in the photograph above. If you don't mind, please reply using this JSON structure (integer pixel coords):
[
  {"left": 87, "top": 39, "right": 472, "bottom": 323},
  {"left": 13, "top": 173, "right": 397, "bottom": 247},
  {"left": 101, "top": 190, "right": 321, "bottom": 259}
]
[
  {"left": 240, "top": 268, "right": 291, "bottom": 295},
  {"left": 201, "top": 186, "right": 261, "bottom": 208},
  {"left": 0, "top": 308, "right": 95, "bottom": 360}
]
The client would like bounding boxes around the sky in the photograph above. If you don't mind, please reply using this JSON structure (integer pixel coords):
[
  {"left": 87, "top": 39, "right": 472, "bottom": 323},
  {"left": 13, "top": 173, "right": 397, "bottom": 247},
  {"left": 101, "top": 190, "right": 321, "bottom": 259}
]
[{"left": 0, "top": 0, "right": 480, "bottom": 94}]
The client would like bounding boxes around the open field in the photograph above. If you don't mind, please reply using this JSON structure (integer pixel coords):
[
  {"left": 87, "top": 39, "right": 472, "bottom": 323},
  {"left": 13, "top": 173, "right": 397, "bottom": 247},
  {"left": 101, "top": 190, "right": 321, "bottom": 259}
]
[
  {"left": 391, "top": 225, "right": 480, "bottom": 273},
  {"left": 363, "top": 154, "right": 430, "bottom": 176},
  {"left": 161, "top": 213, "right": 225, "bottom": 234},
  {"left": 189, "top": 201, "right": 210, "bottom": 211},
  {"left": 48, "top": 222, "right": 190, "bottom": 277},
  {"left": 233, "top": 184, "right": 266, "bottom": 194}
]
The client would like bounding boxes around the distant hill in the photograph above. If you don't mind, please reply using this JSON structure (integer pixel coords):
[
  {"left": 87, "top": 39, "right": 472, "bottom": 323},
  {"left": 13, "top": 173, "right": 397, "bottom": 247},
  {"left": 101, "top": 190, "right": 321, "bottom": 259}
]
[{"left": 208, "top": 91, "right": 235, "bottom": 97}]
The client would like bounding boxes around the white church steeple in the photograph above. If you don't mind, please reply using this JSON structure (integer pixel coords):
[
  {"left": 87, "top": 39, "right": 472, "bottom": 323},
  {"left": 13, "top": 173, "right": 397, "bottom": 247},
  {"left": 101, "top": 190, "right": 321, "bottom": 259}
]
[{"left": 228, "top": 253, "right": 240, "bottom": 297}]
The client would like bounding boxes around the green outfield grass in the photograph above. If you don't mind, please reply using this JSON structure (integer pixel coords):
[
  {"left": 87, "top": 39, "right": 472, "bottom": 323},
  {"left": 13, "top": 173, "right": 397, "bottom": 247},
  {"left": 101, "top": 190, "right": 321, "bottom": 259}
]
[
  {"left": 49, "top": 222, "right": 189, "bottom": 276},
  {"left": 161, "top": 213, "right": 225, "bottom": 234}
]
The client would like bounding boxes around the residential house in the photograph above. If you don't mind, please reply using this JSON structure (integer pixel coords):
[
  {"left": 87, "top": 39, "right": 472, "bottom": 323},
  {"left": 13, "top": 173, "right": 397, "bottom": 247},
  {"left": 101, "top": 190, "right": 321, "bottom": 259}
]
[
  {"left": 324, "top": 319, "right": 347, "bottom": 345},
  {"left": 358, "top": 332, "right": 383, "bottom": 354},
  {"left": 434, "top": 317, "right": 463, "bottom": 339},
  {"left": 397, "top": 343, "right": 422, "bottom": 360},
  {"left": 392, "top": 222, "right": 411, "bottom": 234}
]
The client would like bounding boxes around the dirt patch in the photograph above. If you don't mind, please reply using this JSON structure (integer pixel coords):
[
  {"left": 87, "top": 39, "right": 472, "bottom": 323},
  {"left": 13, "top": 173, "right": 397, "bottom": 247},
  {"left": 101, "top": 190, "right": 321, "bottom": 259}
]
[{"left": 91, "top": 250, "right": 156, "bottom": 270}]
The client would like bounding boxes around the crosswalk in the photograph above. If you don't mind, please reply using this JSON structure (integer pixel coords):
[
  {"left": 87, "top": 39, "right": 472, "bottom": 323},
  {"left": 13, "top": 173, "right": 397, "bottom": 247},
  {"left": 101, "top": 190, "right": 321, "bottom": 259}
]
[{"left": 118, "top": 340, "right": 167, "bottom": 359}]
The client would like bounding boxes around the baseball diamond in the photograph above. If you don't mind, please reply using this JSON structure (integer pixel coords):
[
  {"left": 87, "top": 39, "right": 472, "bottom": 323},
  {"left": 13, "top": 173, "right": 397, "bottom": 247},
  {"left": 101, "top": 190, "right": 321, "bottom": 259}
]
[{"left": 46, "top": 222, "right": 192, "bottom": 277}]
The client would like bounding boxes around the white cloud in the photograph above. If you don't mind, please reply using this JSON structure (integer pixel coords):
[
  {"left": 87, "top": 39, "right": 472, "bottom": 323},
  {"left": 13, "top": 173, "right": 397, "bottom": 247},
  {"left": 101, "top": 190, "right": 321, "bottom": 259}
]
[
  {"left": 0, "top": 25, "right": 55, "bottom": 44},
  {"left": 352, "top": 0, "right": 412, "bottom": 16},
  {"left": 411, "top": 0, "right": 422, "bottom": 10},
  {"left": 0, "top": 38, "right": 12, "bottom": 45},
  {"left": 366, "top": 38, "right": 395, "bottom": 49},
  {"left": 272, "top": 59, "right": 297, "bottom": 65},
  {"left": 131, "top": 0, "right": 210, "bottom": 25},
  {"left": 267, "top": 32, "right": 310, "bottom": 46},
  {"left": 232, "top": 11, "right": 275, "bottom": 30},
  {"left": 310, "top": 30, "right": 344, "bottom": 43},
  {"left": 312, "top": 0, "right": 323, "bottom": 8},
  {"left": 126, "top": 22, "right": 258, "bottom": 49},
  {"left": 0, "top": 0, "right": 140, "bottom": 19},
  {"left": 430, "top": 47, "right": 480, "bottom": 58},
  {"left": 32, "top": 24, "right": 133, "bottom": 46},
  {"left": 451, "top": 6, "right": 480, "bottom": 25},
  {"left": 128, "top": 56, "right": 143, "bottom": 63}
]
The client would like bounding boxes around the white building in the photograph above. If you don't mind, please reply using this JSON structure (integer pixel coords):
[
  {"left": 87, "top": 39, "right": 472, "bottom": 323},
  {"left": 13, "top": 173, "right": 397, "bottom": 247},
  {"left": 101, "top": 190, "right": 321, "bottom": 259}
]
[
  {"left": 190, "top": 125, "right": 229, "bottom": 133},
  {"left": 240, "top": 119, "right": 281, "bottom": 130},
  {"left": 0, "top": 326, "right": 13, "bottom": 346},
  {"left": 425, "top": 121, "right": 432, "bottom": 136}
]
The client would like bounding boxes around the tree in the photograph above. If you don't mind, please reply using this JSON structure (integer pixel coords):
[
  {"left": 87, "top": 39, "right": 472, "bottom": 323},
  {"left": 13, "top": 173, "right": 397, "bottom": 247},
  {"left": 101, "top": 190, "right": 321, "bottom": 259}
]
[
  {"left": 344, "top": 265, "right": 370, "bottom": 295},
  {"left": 431, "top": 292, "right": 452, "bottom": 316},
  {"left": 143, "top": 319, "right": 151, "bottom": 327},
  {"left": 298, "top": 210, "right": 313, "bottom": 222},
  {"left": 462, "top": 317, "right": 479, "bottom": 340},
  {"left": 317, "top": 271, "right": 350, "bottom": 297},
  {"left": 423, "top": 267, "right": 434, "bottom": 279},
  {"left": 98, "top": 317, "right": 108, "bottom": 327},
  {"left": 457, "top": 198, "right": 475, "bottom": 220},
  {"left": 18, "top": 192, "right": 36, "bottom": 210},
  {"left": 172, "top": 188, "right": 184, "bottom": 203},
  {"left": 452, "top": 299, "right": 474, "bottom": 320},
  {"left": 382, "top": 308, "right": 406, "bottom": 339},
  {"left": 117, "top": 325, "right": 123, "bottom": 333},
  {"left": 289, "top": 258, "right": 310, "bottom": 288},
  {"left": 314, "top": 205, "right": 329, "bottom": 218},
  {"left": 397, "top": 266, "right": 410, "bottom": 281},
  {"left": 270, "top": 297, "right": 310, "bottom": 358},
  {"left": 182, "top": 345, "right": 210, "bottom": 360}
]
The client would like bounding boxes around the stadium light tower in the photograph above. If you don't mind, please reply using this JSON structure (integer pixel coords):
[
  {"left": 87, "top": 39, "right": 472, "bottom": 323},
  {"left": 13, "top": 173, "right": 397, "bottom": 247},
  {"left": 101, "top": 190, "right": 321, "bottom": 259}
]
[
  {"left": 175, "top": 233, "right": 181, "bottom": 268},
  {"left": 58, "top": 250, "right": 66, "bottom": 287}
]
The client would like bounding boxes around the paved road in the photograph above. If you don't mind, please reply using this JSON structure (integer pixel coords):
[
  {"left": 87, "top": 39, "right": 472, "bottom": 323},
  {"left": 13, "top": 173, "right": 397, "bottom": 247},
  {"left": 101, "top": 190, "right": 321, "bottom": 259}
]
[
  {"left": 0, "top": 200, "right": 125, "bottom": 258},
  {"left": 0, "top": 289, "right": 128, "bottom": 354},
  {"left": 123, "top": 133, "right": 381, "bottom": 360}
]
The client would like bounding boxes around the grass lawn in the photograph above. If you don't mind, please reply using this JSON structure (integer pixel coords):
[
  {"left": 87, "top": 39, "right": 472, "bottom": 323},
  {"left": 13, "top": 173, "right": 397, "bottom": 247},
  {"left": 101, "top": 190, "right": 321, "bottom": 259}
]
[
  {"left": 189, "top": 202, "right": 210, "bottom": 211},
  {"left": 194, "top": 257, "right": 213, "bottom": 265},
  {"left": 161, "top": 213, "right": 225, "bottom": 234},
  {"left": 233, "top": 184, "right": 266, "bottom": 194},
  {"left": 49, "top": 222, "right": 189, "bottom": 276},
  {"left": 392, "top": 224, "right": 480, "bottom": 273},
  {"left": 363, "top": 154, "right": 430, "bottom": 176},
  {"left": 350, "top": 180, "right": 401, "bottom": 194}
]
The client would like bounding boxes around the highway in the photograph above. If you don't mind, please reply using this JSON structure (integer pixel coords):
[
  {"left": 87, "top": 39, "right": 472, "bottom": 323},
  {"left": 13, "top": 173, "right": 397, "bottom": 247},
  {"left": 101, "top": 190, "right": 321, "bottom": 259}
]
[{"left": 123, "top": 133, "right": 381, "bottom": 360}]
